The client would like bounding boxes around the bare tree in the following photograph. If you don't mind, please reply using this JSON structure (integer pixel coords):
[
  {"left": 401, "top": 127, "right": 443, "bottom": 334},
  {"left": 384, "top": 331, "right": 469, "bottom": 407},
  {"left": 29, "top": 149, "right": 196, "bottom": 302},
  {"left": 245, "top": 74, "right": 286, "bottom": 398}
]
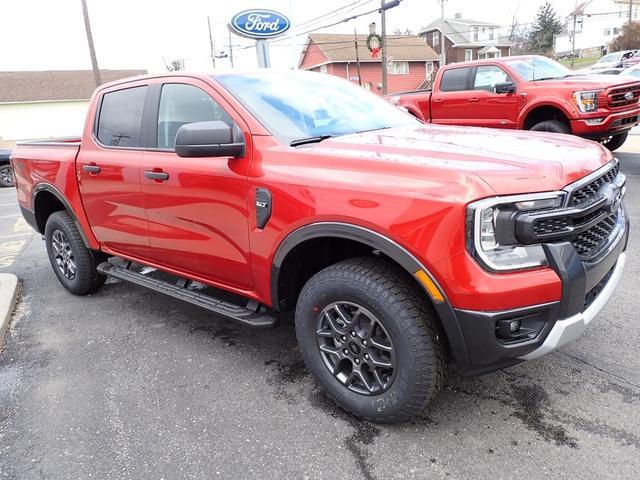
[
  {"left": 80, "top": 0, "right": 101, "bottom": 86},
  {"left": 165, "top": 58, "right": 185, "bottom": 71}
]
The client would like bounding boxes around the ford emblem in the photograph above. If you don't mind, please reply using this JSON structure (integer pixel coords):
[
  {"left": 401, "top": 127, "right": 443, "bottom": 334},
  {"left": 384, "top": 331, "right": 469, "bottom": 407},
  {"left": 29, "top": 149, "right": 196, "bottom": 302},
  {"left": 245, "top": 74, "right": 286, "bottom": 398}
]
[
  {"left": 624, "top": 91, "right": 635, "bottom": 101},
  {"left": 229, "top": 9, "right": 290, "bottom": 39}
]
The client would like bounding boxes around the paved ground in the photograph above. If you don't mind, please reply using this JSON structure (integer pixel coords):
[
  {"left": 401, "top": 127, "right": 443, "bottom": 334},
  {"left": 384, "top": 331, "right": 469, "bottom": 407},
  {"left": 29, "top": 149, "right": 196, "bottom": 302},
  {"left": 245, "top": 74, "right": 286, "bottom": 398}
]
[{"left": 1, "top": 149, "right": 639, "bottom": 480}]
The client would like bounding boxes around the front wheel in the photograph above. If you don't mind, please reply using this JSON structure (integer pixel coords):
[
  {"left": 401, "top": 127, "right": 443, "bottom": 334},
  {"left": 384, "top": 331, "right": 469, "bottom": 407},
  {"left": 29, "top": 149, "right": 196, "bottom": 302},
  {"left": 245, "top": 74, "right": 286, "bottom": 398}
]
[
  {"left": 529, "top": 119, "right": 571, "bottom": 134},
  {"left": 600, "top": 132, "right": 628, "bottom": 151},
  {"left": 295, "top": 258, "right": 446, "bottom": 423},
  {"left": 44, "top": 211, "right": 106, "bottom": 295}
]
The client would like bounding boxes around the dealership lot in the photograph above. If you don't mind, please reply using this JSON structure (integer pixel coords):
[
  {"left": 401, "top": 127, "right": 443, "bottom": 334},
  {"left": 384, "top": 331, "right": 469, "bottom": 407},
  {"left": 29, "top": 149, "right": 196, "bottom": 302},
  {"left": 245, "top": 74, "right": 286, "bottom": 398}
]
[{"left": 0, "top": 147, "right": 638, "bottom": 479}]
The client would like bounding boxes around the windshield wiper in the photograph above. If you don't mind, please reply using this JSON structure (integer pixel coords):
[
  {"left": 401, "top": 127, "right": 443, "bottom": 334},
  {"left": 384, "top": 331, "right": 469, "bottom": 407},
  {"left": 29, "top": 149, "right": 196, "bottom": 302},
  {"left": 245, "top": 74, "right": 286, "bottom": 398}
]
[
  {"left": 289, "top": 134, "right": 334, "bottom": 147},
  {"left": 535, "top": 75, "right": 569, "bottom": 81},
  {"left": 354, "top": 126, "right": 392, "bottom": 134}
]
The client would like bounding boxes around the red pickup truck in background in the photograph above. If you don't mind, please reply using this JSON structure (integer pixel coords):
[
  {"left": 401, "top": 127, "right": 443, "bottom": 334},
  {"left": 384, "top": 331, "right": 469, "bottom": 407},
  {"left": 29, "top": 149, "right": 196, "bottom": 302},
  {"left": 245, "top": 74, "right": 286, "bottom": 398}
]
[
  {"left": 10, "top": 71, "right": 629, "bottom": 423},
  {"left": 387, "top": 55, "right": 640, "bottom": 151}
]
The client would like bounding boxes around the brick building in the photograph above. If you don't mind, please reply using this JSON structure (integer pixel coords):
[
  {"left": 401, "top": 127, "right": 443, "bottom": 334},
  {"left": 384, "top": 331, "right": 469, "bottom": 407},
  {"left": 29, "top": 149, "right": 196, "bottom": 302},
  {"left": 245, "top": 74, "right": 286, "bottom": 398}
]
[
  {"left": 298, "top": 33, "right": 439, "bottom": 95},
  {"left": 420, "top": 16, "right": 511, "bottom": 65}
]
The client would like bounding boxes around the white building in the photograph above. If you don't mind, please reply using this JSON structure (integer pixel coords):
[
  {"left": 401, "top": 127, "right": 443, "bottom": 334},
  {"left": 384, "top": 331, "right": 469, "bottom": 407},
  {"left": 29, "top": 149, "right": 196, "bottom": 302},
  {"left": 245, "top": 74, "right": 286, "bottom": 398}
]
[
  {"left": 0, "top": 69, "right": 146, "bottom": 147},
  {"left": 555, "top": 0, "right": 640, "bottom": 57}
]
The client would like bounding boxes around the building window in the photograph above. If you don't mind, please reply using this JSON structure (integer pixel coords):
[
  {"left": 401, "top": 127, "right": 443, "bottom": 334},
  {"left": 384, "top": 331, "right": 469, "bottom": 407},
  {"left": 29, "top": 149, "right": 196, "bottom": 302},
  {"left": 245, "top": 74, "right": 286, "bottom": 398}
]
[
  {"left": 489, "top": 28, "right": 494, "bottom": 40},
  {"left": 604, "top": 28, "right": 611, "bottom": 36},
  {"left": 426, "top": 61, "right": 434, "bottom": 73},
  {"left": 465, "top": 49, "right": 473, "bottom": 61},
  {"left": 319, "top": 64, "right": 327, "bottom": 74},
  {"left": 473, "top": 27, "right": 479, "bottom": 41},
  {"left": 391, "top": 61, "right": 409, "bottom": 74},
  {"left": 433, "top": 31, "right": 440, "bottom": 47},
  {"left": 614, "top": 27, "right": 621, "bottom": 35}
]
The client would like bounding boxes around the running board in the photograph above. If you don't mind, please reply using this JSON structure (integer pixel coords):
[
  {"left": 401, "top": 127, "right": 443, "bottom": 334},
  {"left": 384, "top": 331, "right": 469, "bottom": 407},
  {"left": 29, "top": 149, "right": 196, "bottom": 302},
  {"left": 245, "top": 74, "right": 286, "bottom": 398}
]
[{"left": 97, "top": 261, "right": 277, "bottom": 328}]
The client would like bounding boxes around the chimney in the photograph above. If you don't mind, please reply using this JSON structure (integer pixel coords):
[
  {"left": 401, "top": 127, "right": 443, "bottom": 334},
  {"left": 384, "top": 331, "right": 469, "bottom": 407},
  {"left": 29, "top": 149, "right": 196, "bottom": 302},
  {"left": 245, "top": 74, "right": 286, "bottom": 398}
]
[
  {"left": 454, "top": 12, "right": 462, "bottom": 19},
  {"left": 369, "top": 22, "right": 376, "bottom": 34}
]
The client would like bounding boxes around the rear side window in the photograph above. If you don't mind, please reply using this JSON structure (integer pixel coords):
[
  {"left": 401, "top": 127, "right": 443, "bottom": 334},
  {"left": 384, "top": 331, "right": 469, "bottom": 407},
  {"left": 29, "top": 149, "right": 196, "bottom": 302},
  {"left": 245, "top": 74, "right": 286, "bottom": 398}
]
[
  {"left": 440, "top": 67, "right": 471, "bottom": 92},
  {"left": 157, "top": 83, "right": 233, "bottom": 149},
  {"left": 97, "top": 86, "right": 148, "bottom": 147}
]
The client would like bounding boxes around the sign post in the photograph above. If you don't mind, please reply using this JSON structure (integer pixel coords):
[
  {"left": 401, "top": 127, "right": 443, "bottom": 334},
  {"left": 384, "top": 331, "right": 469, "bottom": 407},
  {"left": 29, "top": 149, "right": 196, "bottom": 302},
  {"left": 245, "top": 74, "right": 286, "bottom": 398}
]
[{"left": 228, "top": 9, "right": 291, "bottom": 68}]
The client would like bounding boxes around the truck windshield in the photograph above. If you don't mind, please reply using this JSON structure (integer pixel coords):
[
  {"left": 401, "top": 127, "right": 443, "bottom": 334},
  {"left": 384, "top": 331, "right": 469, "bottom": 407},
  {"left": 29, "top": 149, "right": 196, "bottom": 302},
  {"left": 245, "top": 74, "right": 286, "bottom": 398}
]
[
  {"left": 216, "top": 71, "right": 418, "bottom": 145},
  {"left": 504, "top": 57, "right": 572, "bottom": 81}
]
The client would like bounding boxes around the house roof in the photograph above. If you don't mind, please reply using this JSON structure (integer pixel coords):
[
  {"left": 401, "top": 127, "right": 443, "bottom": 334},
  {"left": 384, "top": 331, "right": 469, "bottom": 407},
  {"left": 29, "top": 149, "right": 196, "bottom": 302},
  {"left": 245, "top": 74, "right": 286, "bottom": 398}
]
[
  {"left": 419, "top": 18, "right": 511, "bottom": 47},
  {"left": 0, "top": 69, "right": 148, "bottom": 103},
  {"left": 573, "top": 0, "right": 640, "bottom": 15},
  {"left": 300, "top": 33, "right": 438, "bottom": 68}
]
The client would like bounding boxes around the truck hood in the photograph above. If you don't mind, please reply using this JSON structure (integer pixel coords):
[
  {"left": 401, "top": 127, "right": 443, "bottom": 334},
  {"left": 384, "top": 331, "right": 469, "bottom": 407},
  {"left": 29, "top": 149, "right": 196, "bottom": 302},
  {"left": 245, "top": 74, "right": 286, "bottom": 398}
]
[
  {"left": 535, "top": 74, "right": 639, "bottom": 89},
  {"left": 306, "top": 124, "right": 612, "bottom": 195}
]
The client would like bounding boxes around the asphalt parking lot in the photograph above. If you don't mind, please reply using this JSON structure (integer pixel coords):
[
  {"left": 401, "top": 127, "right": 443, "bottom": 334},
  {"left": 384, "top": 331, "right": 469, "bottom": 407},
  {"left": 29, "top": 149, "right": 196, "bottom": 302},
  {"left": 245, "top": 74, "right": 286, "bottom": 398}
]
[{"left": 1, "top": 145, "right": 639, "bottom": 479}]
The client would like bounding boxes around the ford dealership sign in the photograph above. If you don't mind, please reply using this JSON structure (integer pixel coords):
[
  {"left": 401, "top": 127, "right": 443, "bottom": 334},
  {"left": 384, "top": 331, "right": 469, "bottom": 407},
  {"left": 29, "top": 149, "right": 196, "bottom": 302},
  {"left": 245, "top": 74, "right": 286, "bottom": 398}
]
[{"left": 229, "top": 9, "right": 290, "bottom": 39}]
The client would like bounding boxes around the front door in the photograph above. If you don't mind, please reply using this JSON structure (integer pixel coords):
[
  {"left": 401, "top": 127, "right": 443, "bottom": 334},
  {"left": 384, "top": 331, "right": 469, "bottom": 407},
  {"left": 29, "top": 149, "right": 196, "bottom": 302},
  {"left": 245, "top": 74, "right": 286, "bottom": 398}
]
[
  {"left": 430, "top": 66, "right": 476, "bottom": 126},
  {"left": 77, "top": 83, "right": 150, "bottom": 259},
  {"left": 140, "top": 80, "right": 254, "bottom": 291},
  {"left": 466, "top": 65, "right": 519, "bottom": 128}
]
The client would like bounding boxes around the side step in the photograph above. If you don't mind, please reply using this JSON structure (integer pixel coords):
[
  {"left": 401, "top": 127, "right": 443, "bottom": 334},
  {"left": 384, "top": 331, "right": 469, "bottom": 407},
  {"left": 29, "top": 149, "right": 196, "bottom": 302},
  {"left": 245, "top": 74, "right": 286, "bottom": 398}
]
[{"left": 97, "top": 261, "right": 277, "bottom": 328}]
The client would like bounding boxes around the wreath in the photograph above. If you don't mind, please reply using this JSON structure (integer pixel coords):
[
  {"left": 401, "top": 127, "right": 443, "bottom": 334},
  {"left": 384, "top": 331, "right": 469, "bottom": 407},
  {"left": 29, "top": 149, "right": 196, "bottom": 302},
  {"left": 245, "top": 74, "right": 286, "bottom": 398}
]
[{"left": 366, "top": 33, "right": 383, "bottom": 58}]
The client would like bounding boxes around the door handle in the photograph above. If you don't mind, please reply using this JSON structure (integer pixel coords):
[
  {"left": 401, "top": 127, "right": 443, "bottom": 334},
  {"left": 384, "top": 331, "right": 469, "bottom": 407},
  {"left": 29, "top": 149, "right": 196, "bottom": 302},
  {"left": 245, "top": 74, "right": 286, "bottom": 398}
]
[
  {"left": 144, "top": 170, "right": 169, "bottom": 181},
  {"left": 433, "top": 98, "right": 444, "bottom": 103},
  {"left": 468, "top": 97, "right": 480, "bottom": 102},
  {"left": 83, "top": 164, "right": 101, "bottom": 174}
]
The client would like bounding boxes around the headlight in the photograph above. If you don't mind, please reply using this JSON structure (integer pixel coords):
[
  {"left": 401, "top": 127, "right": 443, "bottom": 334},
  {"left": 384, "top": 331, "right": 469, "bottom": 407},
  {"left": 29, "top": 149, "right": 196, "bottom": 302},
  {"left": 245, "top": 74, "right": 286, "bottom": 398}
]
[
  {"left": 573, "top": 90, "right": 602, "bottom": 113},
  {"left": 467, "top": 193, "right": 564, "bottom": 272}
]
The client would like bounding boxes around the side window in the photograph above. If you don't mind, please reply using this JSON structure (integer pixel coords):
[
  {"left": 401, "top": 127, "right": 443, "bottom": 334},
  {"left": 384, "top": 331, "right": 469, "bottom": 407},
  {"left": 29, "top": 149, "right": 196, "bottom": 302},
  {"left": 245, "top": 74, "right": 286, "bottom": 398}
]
[
  {"left": 97, "top": 86, "right": 148, "bottom": 147},
  {"left": 439, "top": 67, "right": 471, "bottom": 92},
  {"left": 157, "top": 83, "right": 233, "bottom": 149},
  {"left": 473, "top": 66, "right": 514, "bottom": 92}
]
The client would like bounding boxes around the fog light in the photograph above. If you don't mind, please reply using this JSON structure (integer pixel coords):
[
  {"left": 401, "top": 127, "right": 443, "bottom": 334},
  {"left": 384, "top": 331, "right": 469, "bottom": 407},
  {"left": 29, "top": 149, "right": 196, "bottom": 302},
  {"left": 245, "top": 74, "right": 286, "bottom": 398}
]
[
  {"left": 585, "top": 117, "right": 605, "bottom": 125},
  {"left": 496, "top": 318, "right": 522, "bottom": 339},
  {"left": 510, "top": 319, "right": 521, "bottom": 333}
]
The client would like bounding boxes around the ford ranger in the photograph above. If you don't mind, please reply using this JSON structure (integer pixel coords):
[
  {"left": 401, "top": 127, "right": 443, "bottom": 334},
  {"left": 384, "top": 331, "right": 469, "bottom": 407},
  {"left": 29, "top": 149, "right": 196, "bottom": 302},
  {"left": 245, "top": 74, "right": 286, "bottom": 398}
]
[
  {"left": 11, "top": 71, "right": 628, "bottom": 423},
  {"left": 387, "top": 55, "right": 640, "bottom": 151}
]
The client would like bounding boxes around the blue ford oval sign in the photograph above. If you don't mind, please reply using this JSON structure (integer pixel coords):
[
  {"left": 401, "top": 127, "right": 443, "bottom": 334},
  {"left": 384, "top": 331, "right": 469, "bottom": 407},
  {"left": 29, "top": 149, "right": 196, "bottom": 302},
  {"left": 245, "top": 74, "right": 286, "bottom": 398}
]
[{"left": 229, "top": 9, "right": 290, "bottom": 39}]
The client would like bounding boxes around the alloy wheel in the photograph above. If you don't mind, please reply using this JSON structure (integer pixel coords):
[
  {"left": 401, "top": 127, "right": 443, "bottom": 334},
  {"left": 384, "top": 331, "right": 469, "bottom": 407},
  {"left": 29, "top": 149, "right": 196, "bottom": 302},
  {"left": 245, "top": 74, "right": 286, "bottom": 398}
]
[
  {"left": 51, "top": 229, "right": 76, "bottom": 280},
  {"left": 316, "top": 301, "right": 397, "bottom": 395}
]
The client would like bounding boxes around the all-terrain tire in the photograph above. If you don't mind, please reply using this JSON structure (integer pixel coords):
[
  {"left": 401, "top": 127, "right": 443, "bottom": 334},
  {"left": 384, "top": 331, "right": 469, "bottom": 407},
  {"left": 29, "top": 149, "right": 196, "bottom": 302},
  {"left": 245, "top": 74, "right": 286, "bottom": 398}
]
[
  {"left": 295, "top": 257, "right": 446, "bottom": 423},
  {"left": 44, "top": 211, "right": 106, "bottom": 295},
  {"left": 529, "top": 119, "right": 571, "bottom": 134}
]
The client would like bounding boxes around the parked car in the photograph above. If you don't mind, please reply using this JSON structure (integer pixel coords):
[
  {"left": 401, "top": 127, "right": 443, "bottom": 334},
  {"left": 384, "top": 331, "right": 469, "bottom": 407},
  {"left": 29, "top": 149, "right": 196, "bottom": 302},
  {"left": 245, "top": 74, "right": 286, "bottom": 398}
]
[
  {"left": 0, "top": 149, "right": 14, "bottom": 187},
  {"left": 623, "top": 49, "right": 640, "bottom": 67},
  {"left": 591, "top": 50, "right": 637, "bottom": 70},
  {"left": 11, "top": 71, "right": 628, "bottom": 423},
  {"left": 387, "top": 55, "right": 640, "bottom": 151}
]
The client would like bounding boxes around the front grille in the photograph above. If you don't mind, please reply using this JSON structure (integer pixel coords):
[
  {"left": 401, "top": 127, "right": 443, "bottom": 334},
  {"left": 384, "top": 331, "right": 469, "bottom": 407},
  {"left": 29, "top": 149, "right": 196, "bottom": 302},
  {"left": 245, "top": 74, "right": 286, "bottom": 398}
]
[
  {"left": 608, "top": 84, "right": 640, "bottom": 108},
  {"left": 610, "top": 115, "right": 638, "bottom": 128},
  {"left": 584, "top": 265, "right": 615, "bottom": 309},
  {"left": 569, "top": 163, "right": 620, "bottom": 207},
  {"left": 571, "top": 213, "right": 618, "bottom": 258}
]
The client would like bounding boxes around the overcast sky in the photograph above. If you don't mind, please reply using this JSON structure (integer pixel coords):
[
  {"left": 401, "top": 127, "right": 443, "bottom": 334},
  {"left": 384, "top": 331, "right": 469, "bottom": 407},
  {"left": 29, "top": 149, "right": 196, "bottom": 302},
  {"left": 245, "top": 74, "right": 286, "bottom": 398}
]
[{"left": 0, "top": 0, "right": 572, "bottom": 73}]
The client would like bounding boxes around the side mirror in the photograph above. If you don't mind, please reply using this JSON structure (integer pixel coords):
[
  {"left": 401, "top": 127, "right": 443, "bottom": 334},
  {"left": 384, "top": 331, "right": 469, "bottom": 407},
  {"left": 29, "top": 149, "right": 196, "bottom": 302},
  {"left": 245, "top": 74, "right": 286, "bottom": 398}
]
[
  {"left": 175, "top": 121, "right": 245, "bottom": 158},
  {"left": 495, "top": 82, "right": 516, "bottom": 94}
]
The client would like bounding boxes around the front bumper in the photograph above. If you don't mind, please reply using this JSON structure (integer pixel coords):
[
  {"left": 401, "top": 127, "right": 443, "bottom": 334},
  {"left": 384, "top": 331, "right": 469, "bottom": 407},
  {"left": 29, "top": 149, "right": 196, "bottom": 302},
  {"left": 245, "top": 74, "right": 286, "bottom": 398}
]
[
  {"left": 571, "top": 107, "right": 640, "bottom": 138},
  {"left": 452, "top": 205, "right": 629, "bottom": 375}
]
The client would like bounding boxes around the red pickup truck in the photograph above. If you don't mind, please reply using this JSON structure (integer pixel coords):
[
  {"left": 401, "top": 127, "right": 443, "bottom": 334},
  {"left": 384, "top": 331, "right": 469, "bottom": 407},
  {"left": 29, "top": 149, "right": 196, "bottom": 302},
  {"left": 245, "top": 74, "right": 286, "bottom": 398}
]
[
  {"left": 387, "top": 55, "right": 640, "bottom": 151},
  {"left": 11, "top": 71, "right": 628, "bottom": 423}
]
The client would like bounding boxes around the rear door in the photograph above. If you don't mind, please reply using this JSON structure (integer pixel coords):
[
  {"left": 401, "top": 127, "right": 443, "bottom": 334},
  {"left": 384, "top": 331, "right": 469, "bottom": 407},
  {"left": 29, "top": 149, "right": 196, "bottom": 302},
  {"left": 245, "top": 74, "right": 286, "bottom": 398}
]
[
  {"left": 77, "top": 83, "right": 151, "bottom": 259},
  {"left": 465, "top": 65, "right": 519, "bottom": 128},
  {"left": 139, "top": 79, "right": 254, "bottom": 290},
  {"left": 430, "top": 66, "right": 474, "bottom": 125}
]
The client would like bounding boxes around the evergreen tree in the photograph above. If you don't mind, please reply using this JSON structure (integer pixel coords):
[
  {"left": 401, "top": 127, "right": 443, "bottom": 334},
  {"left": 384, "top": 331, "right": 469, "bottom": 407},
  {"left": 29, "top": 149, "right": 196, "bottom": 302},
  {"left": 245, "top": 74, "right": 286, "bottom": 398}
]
[{"left": 528, "top": 2, "right": 564, "bottom": 54}]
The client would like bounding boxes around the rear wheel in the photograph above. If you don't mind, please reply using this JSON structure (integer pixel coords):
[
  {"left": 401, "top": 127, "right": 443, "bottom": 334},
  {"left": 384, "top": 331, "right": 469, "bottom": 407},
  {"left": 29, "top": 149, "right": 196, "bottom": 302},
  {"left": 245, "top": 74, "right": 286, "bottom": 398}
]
[
  {"left": 0, "top": 164, "right": 13, "bottom": 187},
  {"left": 295, "top": 258, "right": 446, "bottom": 423},
  {"left": 45, "top": 211, "right": 106, "bottom": 295},
  {"left": 600, "top": 132, "right": 628, "bottom": 151},
  {"left": 529, "top": 119, "right": 571, "bottom": 134}
]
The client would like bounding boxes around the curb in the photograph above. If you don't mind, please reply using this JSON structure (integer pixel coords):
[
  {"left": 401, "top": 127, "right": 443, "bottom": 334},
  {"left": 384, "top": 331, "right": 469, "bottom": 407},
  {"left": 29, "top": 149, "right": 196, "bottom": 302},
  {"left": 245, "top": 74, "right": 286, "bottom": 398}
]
[{"left": 0, "top": 273, "right": 19, "bottom": 347}]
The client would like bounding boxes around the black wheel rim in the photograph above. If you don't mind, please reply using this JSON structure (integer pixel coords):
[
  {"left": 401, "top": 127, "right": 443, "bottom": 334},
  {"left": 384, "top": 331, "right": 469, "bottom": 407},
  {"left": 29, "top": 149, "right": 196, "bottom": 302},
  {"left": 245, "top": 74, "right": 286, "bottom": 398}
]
[
  {"left": 316, "top": 301, "right": 397, "bottom": 396},
  {"left": 51, "top": 229, "right": 76, "bottom": 280}
]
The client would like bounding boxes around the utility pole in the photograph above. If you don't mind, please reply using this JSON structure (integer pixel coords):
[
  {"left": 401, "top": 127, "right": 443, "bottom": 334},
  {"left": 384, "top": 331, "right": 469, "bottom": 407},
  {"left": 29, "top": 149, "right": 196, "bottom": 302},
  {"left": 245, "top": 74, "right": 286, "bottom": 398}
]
[
  {"left": 228, "top": 29, "right": 234, "bottom": 68},
  {"left": 571, "top": 0, "right": 577, "bottom": 68},
  {"left": 629, "top": 0, "right": 634, "bottom": 24},
  {"left": 80, "top": 0, "right": 101, "bottom": 87},
  {"left": 380, "top": 0, "right": 388, "bottom": 94},
  {"left": 354, "top": 29, "right": 362, "bottom": 86},
  {"left": 207, "top": 16, "right": 216, "bottom": 70},
  {"left": 440, "top": 0, "right": 446, "bottom": 67}
]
